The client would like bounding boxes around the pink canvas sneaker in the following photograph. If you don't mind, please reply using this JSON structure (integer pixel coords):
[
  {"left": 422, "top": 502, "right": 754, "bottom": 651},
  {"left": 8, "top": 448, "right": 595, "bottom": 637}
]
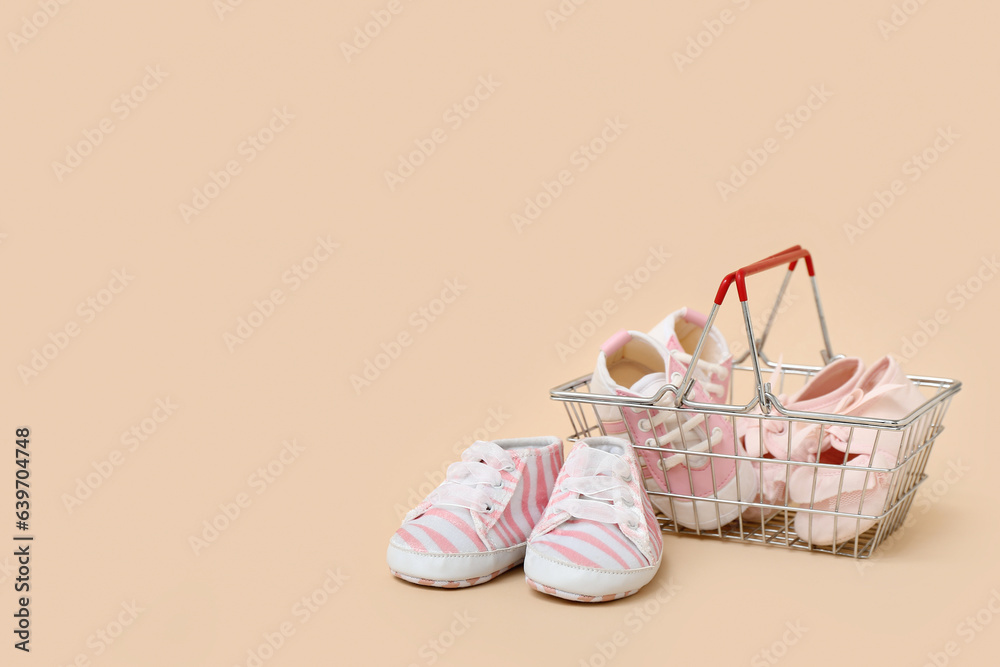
[
  {"left": 524, "top": 437, "right": 662, "bottom": 602},
  {"left": 789, "top": 356, "right": 927, "bottom": 545},
  {"left": 736, "top": 357, "right": 865, "bottom": 522},
  {"left": 387, "top": 437, "right": 564, "bottom": 587},
  {"left": 590, "top": 311, "right": 755, "bottom": 530},
  {"left": 648, "top": 308, "right": 733, "bottom": 404}
]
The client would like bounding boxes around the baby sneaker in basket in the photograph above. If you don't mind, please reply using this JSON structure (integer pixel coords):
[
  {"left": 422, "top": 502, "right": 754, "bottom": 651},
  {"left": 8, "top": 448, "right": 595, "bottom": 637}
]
[
  {"left": 387, "top": 437, "right": 564, "bottom": 588},
  {"left": 590, "top": 310, "right": 755, "bottom": 530},
  {"left": 523, "top": 437, "right": 662, "bottom": 602},
  {"left": 737, "top": 356, "right": 865, "bottom": 522},
  {"left": 788, "top": 355, "right": 927, "bottom": 545},
  {"left": 647, "top": 307, "right": 733, "bottom": 405}
]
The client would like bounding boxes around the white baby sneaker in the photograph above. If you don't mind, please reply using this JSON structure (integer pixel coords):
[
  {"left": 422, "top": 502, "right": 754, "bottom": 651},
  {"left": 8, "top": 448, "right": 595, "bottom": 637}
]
[
  {"left": 590, "top": 312, "right": 755, "bottom": 530},
  {"left": 524, "top": 437, "right": 662, "bottom": 602}
]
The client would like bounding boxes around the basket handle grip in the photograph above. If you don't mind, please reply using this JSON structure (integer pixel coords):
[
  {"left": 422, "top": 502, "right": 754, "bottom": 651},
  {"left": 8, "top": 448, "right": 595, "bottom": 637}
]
[
  {"left": 672, "top": 244, "right": 833, "bottom": 410},
  {"left": 713, "top": 245, "right": 815, "bottom": 305}
]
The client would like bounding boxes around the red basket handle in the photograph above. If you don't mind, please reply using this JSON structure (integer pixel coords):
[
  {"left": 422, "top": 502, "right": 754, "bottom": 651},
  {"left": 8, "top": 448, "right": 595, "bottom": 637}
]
[{"left": 713, "top": 245, "right": 815, "bottom": 305}]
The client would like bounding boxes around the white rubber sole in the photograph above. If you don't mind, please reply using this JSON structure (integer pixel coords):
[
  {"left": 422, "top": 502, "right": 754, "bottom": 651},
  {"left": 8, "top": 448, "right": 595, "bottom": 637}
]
[
  {"left": 650, "top": 459, "right": 758, "bottom": 530},
  {"left": 522, "top": 544, "right": 660, "bottom": 601},
  {"left": 525, "top": 576, "right": 640, "bottom": 602},
  {"left": 386, "top": 542, "right": 526, "bottom": 584},
  {"left": 391, "top": 562, "right": 519, "bottom": 588}
]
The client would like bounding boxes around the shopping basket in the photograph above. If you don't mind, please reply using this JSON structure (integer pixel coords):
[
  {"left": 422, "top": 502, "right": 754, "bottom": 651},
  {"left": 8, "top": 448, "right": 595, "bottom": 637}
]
[{"left": 550, "top": 246, "right": 961, "bottom": 558}]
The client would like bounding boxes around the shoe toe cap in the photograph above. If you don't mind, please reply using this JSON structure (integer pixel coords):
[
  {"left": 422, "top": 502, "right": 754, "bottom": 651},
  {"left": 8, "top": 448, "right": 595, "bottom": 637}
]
[
  {"left": 523, "top": 543, "right": 659, "bottom": 599},
  {"left": 386, "top": 539, "right": 526, "bottom": 583}
]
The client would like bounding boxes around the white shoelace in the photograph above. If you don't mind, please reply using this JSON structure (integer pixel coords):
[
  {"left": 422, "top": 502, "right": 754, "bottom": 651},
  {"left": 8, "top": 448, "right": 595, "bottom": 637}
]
[
  {"left": 667, "top": 349, "right": 728, "bottom": 397},
  {"left": 549, "top": 448, "right": 640, "bottom": 529},
  {"left": 427, "top": 441, "right": 515, "bottom": 514},
  {"left": 639, "top": 371, "right": 724, "bottom": 471},
  {"left": 651, "top": 419, "right": 723, "bottom": 471}
]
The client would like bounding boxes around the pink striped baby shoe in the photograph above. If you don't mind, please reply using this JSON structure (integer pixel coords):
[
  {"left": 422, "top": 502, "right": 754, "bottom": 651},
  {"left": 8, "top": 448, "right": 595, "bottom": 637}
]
[
  {"left": 387, "top": 437, "right": 564, "bottom": 588},
  {"left": 524, "top": 437, "right": 663, "bottom": 602}
]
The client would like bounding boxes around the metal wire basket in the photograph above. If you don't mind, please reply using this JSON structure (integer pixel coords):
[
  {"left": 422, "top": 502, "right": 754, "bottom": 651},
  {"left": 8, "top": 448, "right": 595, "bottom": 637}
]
[{"left": 550, "top": 246, "right": 961, "bottom": 558}]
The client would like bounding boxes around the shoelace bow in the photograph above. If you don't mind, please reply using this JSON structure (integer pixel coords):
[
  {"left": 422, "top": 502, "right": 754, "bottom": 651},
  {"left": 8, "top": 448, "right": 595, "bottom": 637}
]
[
  {"left": 550, "top": 448, "right": 640, "bottom": 529},
  {"left": 749, "top": 357, "right": 796, "bottom": 444},
  {"left": 428, "top": 441, "right": 515, "bottom": 514},
  {"left": 809, "top": 383, "right": 908, "bottom": 454},
  {"left": 756, "top": 358, "right": 910, "bottom": 460}
]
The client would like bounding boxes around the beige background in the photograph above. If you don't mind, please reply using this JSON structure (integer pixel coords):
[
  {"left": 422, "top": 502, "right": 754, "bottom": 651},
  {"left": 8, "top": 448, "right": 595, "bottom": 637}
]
[{"left": 2, "top": 1, "right": 998, "bottom": 665}]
